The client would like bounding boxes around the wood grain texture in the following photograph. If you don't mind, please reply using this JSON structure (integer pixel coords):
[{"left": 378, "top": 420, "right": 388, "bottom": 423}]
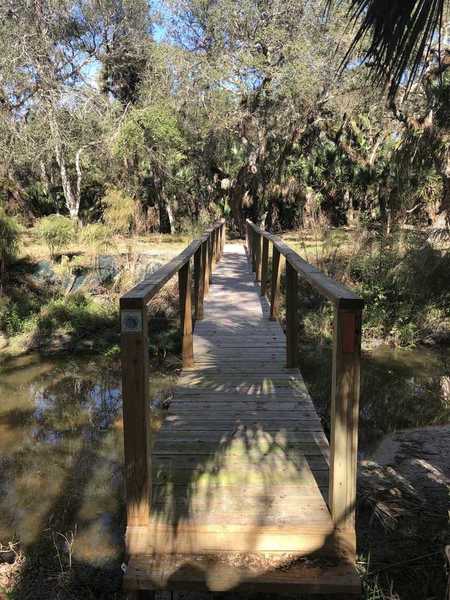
[
  {"left": 124, "top": 240, "right": 360, "bottom": 595},
  {"left": 121, "top": 308, "right": 151, "bottom": 526}
]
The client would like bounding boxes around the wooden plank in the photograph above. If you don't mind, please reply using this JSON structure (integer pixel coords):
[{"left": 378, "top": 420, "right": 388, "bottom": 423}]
[
  {"left": 126, "top": 522, "right": 335, "bottom": 555},
  {"left": 124, "top": 554, "right": 360, "bottom": 595}
]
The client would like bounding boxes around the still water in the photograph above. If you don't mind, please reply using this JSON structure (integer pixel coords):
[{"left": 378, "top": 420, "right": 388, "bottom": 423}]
[{"left": 0, "top": 346, "right": 448, "bottom": 569}]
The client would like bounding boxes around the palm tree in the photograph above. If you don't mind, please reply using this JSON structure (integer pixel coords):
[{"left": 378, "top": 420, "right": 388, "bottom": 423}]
[{"left": 329, "top": 0, "right": 448, "bottom": 96}]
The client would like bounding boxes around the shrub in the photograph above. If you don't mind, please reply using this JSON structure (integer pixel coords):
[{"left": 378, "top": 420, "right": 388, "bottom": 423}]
[
  {"left": 37, "top": 215, "right": 75, "bottom": 259},
  {"left": 0, "top": 208, "right": 20, "bottom": 292},
  {"left": 102, "top": 188, "right": 135, "bottom": 236}
]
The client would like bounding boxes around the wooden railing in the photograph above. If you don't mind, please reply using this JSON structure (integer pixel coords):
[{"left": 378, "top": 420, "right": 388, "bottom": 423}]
[
  {"left": 246, "top": 219, "right": 364, "bottom": 533},
  {"left": 120, "top": 220, "right": 225, "bottom": 527}
]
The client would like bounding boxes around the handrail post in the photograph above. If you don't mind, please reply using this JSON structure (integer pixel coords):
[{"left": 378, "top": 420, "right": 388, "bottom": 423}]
[
  {"left": 270, "top": 245, "right": 282, "bottom": 320},
  {"left": 286, "top": 259, "right": 298, "bottom": 368},
  {"left": 194, "top": 245, "right": 202, "bottom": 320},
  {"left": 255, "top": 231, "right": 262, "bottom": 282},
  {"left": 221, "top": 222, "right": 225, "bottom": 255},
  {"left": 201, "top": 238, "right": 209, "bottom": 303},
  {"left": 211, "top": 228, "right": 216, "bottom": 270},
  {"left": 329, "top": 306, "right": 362, "bottom": 534},
  {"left": 246, "top": 222, "right": 252, "bottom": 264},
  {"left": 251, "top": 229, "right": 256, "bottom": 273},
  {"left": 208, "top": 230, "right": 214, "bottom": 282},
  {"left": 260, "top": 236, "right": 269, "bottom": 296},
  {"left": 120, "top": 301, "right": 151, "bottom": 528},
  {"left": 215, "top": 224, "right": 220, "bottom": 262},
  {"left": 179, "top": 260, "right": 194, "bottom": 367}
]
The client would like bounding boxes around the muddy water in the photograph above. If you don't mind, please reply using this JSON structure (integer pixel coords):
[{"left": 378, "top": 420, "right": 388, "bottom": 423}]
[
  {"left": 359, "top": 345, "right": 450, "bottom": 452},
  {"left": 0, "top": 354, "right": 173, "bottom": 570},
  {"left": 0, "top": 346, "right": 448, "bottom": 569}
]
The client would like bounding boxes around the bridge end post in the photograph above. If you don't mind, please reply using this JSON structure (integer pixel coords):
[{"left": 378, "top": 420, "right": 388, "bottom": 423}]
[
  {"left": 329, "top": 304, "right": 362, "bottom": 544},
  {"left": 120, "top": 299, "right": 151, "bottom": 531}
]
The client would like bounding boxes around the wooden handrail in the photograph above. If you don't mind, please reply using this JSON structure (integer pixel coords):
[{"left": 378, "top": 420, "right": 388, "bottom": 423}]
[
  {"left": 120, "top": 219, "right": 225, "bottom": 528},
  {"left": 246, "top": 220, "right": 363, "bottom": 309},
  {"left": 245, "top": 219, "right": 363, "bottom": 539}
]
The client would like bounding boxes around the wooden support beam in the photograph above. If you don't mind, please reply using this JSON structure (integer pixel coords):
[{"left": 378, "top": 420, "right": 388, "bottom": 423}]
[
  {"left": 120, "top": 303, "right": 151, "bottom": 527},
  {"left": 329, "top": 307, "right": 361, "bottom": 535},
  {"left": 270, "top": 246, "right": 282, "bottom": 321},
  {"left": 286, "top": 260, "right": 298, "bottom": 368},
  {"left": 179, "top": 261, "right": 194, "bottom": 368},
  {"left": 261, "top": 236, "right": 269, "bottom": 296}
]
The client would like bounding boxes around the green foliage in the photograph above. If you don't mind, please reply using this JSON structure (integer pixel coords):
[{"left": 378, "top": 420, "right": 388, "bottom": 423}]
[
  {"left": 0, "top": 208, "right": 20, "bottom": 272},
  {"left": 102, "top": 188, "right": 135, "bottom": 236},
  {"left": 114, "top": 105, "right": 185, "bottom": 166},
  {"left": 36, "top": 292, "right": 117, "bottom": 338},
  {"left": 36, "top": 215, "right": 75, "bottom": 259}
]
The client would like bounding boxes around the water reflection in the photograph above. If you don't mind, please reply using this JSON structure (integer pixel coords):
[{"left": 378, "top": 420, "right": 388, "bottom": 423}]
[
  {"left": 299, "top": 343, "right": 450, "bottom": 454},
  {"left": 0, "top": 355, "right": 124, "bottom": 564}
]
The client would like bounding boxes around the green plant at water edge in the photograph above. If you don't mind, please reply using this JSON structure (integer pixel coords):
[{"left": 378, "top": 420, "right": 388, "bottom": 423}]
[
  {"left": 36, "top": 215, "right": 75, "bottom": 259},
  {"left": 36, "top": 292, "right": 117, "bottom": 338},
  {"left": 0, "top": 209, "right": 20, "bottom": 294},
  {"left": 102, "top": 187, "right": 135, "bottom": 236}
]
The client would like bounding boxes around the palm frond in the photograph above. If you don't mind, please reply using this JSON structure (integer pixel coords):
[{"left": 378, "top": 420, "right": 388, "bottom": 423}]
[{"left": 327, "top": 0, "right": 447, "bottom": 97}]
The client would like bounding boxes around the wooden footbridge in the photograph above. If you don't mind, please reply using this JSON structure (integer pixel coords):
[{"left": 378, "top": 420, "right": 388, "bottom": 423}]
[{"left": 120, "top": 220, "right": 364, "bottom": 598}]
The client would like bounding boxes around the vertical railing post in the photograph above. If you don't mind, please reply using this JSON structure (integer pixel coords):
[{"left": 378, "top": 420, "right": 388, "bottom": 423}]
[
  {"left": 221, "top": 222, "right": 225, "bottom": 255},
  {"left": 215, "top": 224, "right": 220, "bottom": 261},
  {"left": 260, "top": 236, "right": 269, "bottom": 296},
  {"left": 194, "top": 245, "right": 202, "bottom": 321},
  {"left": 179, "top": 260, "right": 194, "bottom": 368},
  {"left": 201, "top": 237, "right": 209, "bottom": 301},
  {"left": 255, "top": 231, "right": 262, "bottom": 282},
  {"left": 251, "top": 228, "right": 256, "bottom": 273},
  {"left": 120, "top": 301, "right": 151, "bottom": 528},
  {"left": 286, "top": 260, "right": 298, "bottom": 368},
  {"left": 208, "top": 230, "right": 214, "bottom": 283},
  {"left": 270, "top": 245, "right": 282, "bottom": 321},
  {"left": 211, "top": 228, "right": 217, "bottom": 270},
  {"left": 329, "top": 306, "right": 362, "bottom": 533}
]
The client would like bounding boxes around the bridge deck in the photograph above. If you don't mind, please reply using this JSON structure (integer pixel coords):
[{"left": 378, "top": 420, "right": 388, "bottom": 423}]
[{"left": 124, "top": 243, "right": 360, "bottom": 595}]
